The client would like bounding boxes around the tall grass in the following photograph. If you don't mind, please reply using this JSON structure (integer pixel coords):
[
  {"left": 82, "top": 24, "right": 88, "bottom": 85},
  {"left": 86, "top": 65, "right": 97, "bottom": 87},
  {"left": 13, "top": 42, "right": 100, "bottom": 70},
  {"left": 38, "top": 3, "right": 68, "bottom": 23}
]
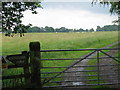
[{"left": 1, "top": 31, "right": 118, "bottom": 55}]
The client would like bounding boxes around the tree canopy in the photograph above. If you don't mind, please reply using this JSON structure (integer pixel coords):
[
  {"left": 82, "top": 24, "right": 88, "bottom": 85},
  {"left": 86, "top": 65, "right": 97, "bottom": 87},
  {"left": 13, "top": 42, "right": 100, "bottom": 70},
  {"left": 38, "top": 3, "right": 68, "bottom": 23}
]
[
  {"left": 92, "top": 0, "right": 119, "bottom": 14},
  {"left": 2, "top": 2, "right": 42, "bottom": 37},
  {"left": 92, "top": 0, "right": 120, "bottom": 23}
]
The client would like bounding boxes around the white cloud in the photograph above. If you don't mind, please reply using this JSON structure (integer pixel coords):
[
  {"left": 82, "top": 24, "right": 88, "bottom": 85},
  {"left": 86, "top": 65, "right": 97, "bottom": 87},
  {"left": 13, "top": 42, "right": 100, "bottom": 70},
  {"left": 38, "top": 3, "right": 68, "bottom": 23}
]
[{"left": 21, "top": 7, "right": 117, "bottom": 30}]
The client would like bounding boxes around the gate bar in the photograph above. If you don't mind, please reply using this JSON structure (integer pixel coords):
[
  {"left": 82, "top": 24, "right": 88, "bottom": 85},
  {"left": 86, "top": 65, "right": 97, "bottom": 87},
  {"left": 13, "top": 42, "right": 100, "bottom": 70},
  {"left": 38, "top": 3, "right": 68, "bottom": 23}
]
[{"left": 42, "top": 50, "right": 96, "bottom": 85}]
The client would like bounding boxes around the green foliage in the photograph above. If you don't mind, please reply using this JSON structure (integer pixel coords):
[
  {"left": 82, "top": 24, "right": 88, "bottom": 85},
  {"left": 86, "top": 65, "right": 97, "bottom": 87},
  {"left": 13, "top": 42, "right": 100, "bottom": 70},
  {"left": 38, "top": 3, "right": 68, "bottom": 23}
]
[
  {"left": 28, "top": 26, "right": 43, "bottom": 32},
  {"left": 92, "top": 1, "right": 119, "bottom": 15},
  {"left": 96, "top": 24, "right": 118, "bottom": 32},
  {"left": 2, "top": 2, "right": 42, "bottom": 36},
  {"left": 92, "top": 1, "right": 120, "bottom": 24},
  {"left": 90, "top": 28, "right": 94, "bottom": 32},
  {"left": 27, "top": 24, "right": 118, "bottom": 33}
]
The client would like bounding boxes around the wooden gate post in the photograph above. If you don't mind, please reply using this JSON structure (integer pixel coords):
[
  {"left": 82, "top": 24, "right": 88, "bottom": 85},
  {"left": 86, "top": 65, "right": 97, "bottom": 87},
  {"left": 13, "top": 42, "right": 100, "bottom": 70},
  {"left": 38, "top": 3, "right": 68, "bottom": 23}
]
[
  {"left": 29, "top": 42, "right": 42, "bottom": 88},
  {"left": 22, "top": 51, "right": 30, "bottom": 86}
]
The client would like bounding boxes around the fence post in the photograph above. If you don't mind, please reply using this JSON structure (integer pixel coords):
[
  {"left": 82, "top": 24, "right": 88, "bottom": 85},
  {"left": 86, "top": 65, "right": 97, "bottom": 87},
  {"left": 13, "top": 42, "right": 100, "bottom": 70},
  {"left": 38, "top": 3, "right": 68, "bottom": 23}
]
[
  {"left": 22, "top": 51, "right": 30, "bottom": 86},
  {"left": 29, "top": 42, "right": 42, "bottom": 88}
]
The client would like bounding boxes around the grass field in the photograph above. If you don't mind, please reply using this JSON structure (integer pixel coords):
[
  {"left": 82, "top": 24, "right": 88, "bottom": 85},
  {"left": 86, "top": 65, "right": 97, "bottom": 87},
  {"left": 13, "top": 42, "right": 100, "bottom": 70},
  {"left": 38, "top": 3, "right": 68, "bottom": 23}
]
[
  {"left": 1, "top": 31, "right": 119, "bottom": 88},
  {"left": 1, "top": 31, "right": 119, "bottom": 55}
]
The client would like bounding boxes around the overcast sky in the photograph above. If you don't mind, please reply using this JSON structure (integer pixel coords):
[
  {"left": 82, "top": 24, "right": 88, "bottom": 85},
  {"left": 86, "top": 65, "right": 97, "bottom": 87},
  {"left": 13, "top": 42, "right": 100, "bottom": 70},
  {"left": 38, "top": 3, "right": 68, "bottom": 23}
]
[{"left": 21, "top": 1, "right": 118, "bottom": 30}]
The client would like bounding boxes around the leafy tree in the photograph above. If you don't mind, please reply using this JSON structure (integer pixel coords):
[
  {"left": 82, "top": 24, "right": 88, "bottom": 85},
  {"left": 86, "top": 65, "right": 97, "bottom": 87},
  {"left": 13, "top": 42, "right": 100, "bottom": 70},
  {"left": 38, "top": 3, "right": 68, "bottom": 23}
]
[
  {"left": 48, "top": 27, "right": 54, "bottom": 32},
  {"left": 59, "top": 27, "right": 67, "bottom": 32},
  {"left": 2, "top": 2, "right": 42, "bottom": 37},
  {"left": 85, "top": 29, "right": 89, "bottom": 32},
  {"left": 79, "top": 28, "right": 85, "bottom": 32},
  {"left": 89, "top": 28, "right": 94, "bottom": 32},
  {"left": 96, "top": 26, "right": 102, "bottom": 31},
  {"left": 28, "top": 26, "right": 41, "bottom": 32},
  {"left": 92, "top": 0, "right": 120, "bottom": 23},
  {"left": 45, "top": 26, "right": 55, "bottom": 32},
  {"left": 92, "top": 0, "right": 119, "bottom": 14},
  {"left": 96, "top": 24, "right": 118, "bottom": 31}
]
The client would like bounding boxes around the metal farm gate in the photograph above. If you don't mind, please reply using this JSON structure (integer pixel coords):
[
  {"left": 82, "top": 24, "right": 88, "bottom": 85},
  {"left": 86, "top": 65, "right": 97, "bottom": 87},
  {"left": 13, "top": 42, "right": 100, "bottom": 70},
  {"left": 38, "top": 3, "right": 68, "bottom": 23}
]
[
  {"left": 2, "top": 42, "right": 120, "bottom": 89},
  {"left": 41, "top": 46, "right": 120, "bottom": 89}
]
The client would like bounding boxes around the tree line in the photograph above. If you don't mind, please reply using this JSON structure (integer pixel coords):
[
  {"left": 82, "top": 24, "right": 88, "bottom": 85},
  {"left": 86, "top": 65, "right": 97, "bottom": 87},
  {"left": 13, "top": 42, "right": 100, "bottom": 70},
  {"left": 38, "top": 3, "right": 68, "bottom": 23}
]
[
  {"left": 96, "top": 24, "right": 119, "bottom": 31},
  {"left": 26, "top": 24, "right": 119, "bottom": 33}
]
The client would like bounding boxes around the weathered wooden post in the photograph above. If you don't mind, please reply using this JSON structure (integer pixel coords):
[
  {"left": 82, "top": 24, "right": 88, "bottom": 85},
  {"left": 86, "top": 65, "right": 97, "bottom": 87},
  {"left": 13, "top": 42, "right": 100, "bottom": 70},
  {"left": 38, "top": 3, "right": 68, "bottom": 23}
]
[
  {"left": 22, "top": 51, "right": 30, "bottom": 86},
  {"left": 29, "top": 42, "right": 42, "bottom": 88}
]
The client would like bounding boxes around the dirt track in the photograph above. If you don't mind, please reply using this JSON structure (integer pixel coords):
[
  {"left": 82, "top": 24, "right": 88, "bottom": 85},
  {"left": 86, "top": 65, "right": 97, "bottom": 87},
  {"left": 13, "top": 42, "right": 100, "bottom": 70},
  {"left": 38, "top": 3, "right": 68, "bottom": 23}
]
[
  {"left": 62, "top": 41, "right": 120, "bottom": 90},
  {"left": 99, "top": 47, "right": 120, "bottom": 88}
]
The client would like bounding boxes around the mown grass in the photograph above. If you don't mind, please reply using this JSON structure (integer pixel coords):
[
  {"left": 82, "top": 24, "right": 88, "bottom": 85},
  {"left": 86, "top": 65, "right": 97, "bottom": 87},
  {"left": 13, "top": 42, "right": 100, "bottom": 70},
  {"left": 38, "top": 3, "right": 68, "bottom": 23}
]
[{"left": 1, "top": 31, "right": 119, "bottom": 88}]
